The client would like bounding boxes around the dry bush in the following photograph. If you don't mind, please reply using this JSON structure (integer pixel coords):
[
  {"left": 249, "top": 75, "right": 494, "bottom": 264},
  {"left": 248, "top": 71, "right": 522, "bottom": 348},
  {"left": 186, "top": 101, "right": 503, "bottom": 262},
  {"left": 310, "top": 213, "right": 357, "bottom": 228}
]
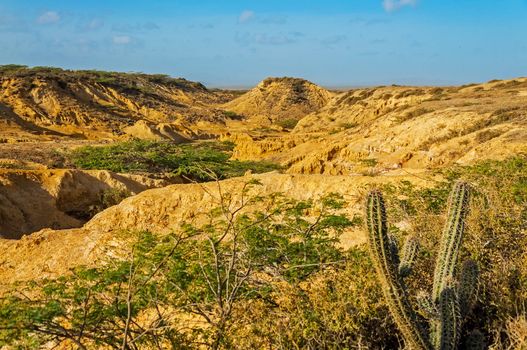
[
  {"left": 228, "top": 249, "right": 400, "bottom": 349},
  {"left": 490, "top": 315, "right": 527, "bottom": 350}
]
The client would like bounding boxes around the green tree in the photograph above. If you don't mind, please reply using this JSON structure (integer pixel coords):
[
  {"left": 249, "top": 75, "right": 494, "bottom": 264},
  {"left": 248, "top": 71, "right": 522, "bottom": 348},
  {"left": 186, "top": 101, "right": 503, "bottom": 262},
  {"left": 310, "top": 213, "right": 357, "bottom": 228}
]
[{"left": 0, "top": 181, "right": 353, "bottom": 349}]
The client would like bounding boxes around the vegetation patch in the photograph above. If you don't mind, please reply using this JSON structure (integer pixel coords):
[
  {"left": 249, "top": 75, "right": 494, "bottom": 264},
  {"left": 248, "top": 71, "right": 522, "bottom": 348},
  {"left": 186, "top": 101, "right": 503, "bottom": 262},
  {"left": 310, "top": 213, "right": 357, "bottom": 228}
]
[
  {"left": 222, "top": 110, "right": 244, "bottom": 120},
  {"left": 338, "top": 122, "right": 358, "bottom": 130},
  {"left": 0, "top": 190, "right": 367, "bottom": 349},
  {"left": 67, "top": 140, "right": 282, "bottom": 181},
  {"left": 275, "top": 118, "right": 300, "bottom": 130}
]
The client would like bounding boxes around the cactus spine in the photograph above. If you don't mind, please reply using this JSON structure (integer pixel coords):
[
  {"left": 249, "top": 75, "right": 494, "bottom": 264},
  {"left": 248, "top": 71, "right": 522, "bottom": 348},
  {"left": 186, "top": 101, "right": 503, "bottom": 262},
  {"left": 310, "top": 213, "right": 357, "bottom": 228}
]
[{"left": 365, "top": 181, "right": 479, "bottom": 350}]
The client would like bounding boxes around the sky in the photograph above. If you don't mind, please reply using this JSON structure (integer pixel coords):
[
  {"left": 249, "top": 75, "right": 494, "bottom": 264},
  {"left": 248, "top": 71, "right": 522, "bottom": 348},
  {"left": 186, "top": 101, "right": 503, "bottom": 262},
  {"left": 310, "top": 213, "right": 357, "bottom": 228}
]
[{"left": 0, "top": 0, "right": 526, "bottom": 87}]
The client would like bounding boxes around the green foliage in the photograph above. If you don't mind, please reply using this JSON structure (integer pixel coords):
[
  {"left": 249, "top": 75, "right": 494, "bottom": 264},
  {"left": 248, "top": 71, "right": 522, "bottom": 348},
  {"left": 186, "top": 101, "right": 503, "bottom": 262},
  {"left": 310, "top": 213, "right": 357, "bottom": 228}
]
[
  {"left": 238, "top": 248, "right": 400, "bottom": 349},
  {"left": 0, "top": 191, "right": 355, "bottom": 349},
  {"left": 86, "top": 187, "right": 132, "bottom": 217},
  {"left": 2, "top": 156, "right": 527, "bottom": 348},
  {"left": 366, "top": 181, "right": 479, "bottom": 350},
  {"left": 445, "top": 156, "right": 527, "bottom": 204},
  {"left": 0, "top": 64, "right": 28, "bottom": 73},
  {"left": 360, "top": 158, "right": 378, "bottom": 167},
  {"left": 68, "top": 140, "right": 282, "bottom": 181},
  {"left": 275, "top": 118, "right": 299, "bottom": 130}
]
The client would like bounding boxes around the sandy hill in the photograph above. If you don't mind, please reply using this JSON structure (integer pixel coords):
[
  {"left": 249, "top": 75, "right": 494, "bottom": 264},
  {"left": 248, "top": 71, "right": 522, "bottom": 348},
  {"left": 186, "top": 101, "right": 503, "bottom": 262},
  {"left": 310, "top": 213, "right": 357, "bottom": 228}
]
[
  {"left": 222, "top": 77, "right": 332, "bottom": 127},
  {"left": 0, "top": 65, "right": 239, "bottom": 142},
  {"left": 231, "top": 78, "right": 527, "bottom": 173}
]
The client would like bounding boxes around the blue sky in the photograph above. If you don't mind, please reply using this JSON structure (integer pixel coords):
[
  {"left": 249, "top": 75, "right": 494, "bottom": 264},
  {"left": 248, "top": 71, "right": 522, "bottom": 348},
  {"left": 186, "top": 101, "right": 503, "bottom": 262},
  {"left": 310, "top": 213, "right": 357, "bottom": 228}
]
[{"left": 0, "top": 0, "right": 526, "bottom": 87}]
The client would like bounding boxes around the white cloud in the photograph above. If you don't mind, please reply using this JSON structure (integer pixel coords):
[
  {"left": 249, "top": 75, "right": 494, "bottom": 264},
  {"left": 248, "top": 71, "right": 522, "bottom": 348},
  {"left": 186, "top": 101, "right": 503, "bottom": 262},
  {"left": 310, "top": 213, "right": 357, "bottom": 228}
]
[
  {"left": 239, "top": 10, "right": 255, "bottom": 23},
  {"left": 383, "top": 0, "right": 417, "bottom": 12},
  {"left": 37, "top": 11, "right": 60, "bottom": 24},
  {"left": 113, "top": 35, "right": 131, "bottom": 45}
]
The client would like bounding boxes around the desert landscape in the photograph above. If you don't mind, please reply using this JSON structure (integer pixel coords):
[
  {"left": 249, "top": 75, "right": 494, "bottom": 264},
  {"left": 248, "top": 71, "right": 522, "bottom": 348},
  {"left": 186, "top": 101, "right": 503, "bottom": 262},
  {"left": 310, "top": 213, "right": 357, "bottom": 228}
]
[
  {"left": 0, "top": 65, "right": 526, "bottom": 349},
  {"left": 1, "top": 1, "right": 527, "bottom": 349}
]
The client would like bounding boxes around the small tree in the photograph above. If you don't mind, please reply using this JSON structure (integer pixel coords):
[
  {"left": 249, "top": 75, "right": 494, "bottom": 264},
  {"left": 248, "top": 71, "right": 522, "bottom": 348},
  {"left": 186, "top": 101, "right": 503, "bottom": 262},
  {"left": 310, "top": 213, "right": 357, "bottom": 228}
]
[{"left": 0, "top": 180, "right": 353, "bottom": 349}]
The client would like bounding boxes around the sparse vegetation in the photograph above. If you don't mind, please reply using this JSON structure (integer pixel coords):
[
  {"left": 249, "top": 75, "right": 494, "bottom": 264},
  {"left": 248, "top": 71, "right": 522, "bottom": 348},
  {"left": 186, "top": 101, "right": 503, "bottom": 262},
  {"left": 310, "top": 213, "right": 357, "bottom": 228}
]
[
  {"left": 338, "top": 122, "right": 358, "bottom": 130},
  {"left": 1, "top": 62, "right": 527, "bottom": 349},
  {"left": 0, "top": 157, "right": 527, "bottom": 347},
  {"left": 275, "top": 118, "right": 299, "bottom": 130},
  {"left": 68, "top": 140, "right": 282, "bottom": 181},
  {"left": 493, "top": 80, "right": 527, "bottom": 89},
  {"left": 222, "top": 110, "right": 244, "bottom": 120},
  {"left": 88, "top": 187, "right": 133, "bottom": 217},
  {"left": 0, "top": 65, "right": 207, "bottom": 93},
  {"left": 360, "top": 158, "right": 378, "bottom": 167},
  {"left": 395, "top": 89, "right": 427, "bottom": 99}
]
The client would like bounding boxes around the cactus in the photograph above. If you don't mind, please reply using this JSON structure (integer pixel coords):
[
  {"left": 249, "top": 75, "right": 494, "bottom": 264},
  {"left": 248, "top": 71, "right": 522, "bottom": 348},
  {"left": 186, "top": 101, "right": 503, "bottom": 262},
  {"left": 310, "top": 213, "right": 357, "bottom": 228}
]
[
  {"left": 416, "top": 291, "right": 439, "bottom": 320},
  {"left": 366, "top": 190, "right": 432, "bottom": 350},
  {"left": 365, "top": 181, "right": 479, "bottom": 350},
  {"left": 436, "top": 285, "right": 460, "bottom": 350},
  {"left": 432, "top": 182, "right": 471, "bottom": 303},
  {"left": 464, "top": 329, "right": 486, "bottom": 350}
]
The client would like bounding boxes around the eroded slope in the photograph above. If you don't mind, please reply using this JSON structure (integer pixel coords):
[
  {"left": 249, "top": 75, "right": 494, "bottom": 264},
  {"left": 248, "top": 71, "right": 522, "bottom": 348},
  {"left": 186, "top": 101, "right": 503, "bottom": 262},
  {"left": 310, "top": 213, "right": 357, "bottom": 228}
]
[
  {"left": 0, "top": 172, "right": 434, "bottom": 288},
  {"left": 231, "top": 78, "right": 527, "bottom": 173},
  {"left": 0, "top": 66, "right": 239, "bottom": 142}
]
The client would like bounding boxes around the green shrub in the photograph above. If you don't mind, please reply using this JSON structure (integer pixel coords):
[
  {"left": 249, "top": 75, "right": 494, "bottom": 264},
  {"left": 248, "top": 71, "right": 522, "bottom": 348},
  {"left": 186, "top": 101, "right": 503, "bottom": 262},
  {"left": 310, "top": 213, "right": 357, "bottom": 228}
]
[
  {"left": 338, "top": 122, "right": 358, "bottom": 130},
  {"left": 276, "top": 118, "right": 299, "bottom": 130},
  {"left": 360, "top": 158, "right": 378, "bottom": 167},
  {"left": 0, "top": 64, "right": 28, "bottom": 73},
  {"left": 68, "top": 140, "right": 282, "bottom": 181}
]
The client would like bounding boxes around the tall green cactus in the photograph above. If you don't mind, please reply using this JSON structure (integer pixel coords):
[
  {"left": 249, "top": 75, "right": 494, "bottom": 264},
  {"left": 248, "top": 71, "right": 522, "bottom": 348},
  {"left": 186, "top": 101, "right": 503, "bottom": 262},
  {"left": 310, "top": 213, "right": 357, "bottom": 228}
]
[
  {"left": 365, "top": 181, "right": 479, "bottom": 350},
  {"left": 366, "top": 191, "right": 432, "bottom": 350}
]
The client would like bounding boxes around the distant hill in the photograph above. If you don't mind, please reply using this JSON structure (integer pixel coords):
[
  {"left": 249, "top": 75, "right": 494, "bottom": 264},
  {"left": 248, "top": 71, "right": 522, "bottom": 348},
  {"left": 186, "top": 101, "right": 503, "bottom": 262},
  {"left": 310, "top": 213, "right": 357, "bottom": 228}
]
[
  {"left": 232, "top": 78, "right": 527, "bottom": 173},
  {"left": 222, "top": 77, "right": 332, "bottom": 127},
  {"left": 0, "top": 65, "right": 238, "bottom": 141}
]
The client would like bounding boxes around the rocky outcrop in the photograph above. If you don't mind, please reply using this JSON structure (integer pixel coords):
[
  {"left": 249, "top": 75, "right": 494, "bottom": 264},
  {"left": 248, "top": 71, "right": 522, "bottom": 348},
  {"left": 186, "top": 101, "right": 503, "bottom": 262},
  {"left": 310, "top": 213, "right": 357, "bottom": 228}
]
[{"left": 123, "top": 120, "right": 191, "bottom": 142}]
